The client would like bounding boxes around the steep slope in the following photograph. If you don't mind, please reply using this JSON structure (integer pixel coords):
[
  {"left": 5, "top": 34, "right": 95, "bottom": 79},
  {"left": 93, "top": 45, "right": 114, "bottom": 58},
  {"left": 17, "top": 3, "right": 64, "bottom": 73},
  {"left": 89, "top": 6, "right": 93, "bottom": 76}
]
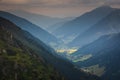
[
  {"left": 0, "top": 17, "right": 100, "bottom": 80},
  {"left": 72, "top": 33, "right": 120, "bottom": 80},
  {"left": 0, "top": 11, "right": 62, "bottom": 48},
  {"left": 69, "top": 9, "right": 120, "bottom": 48},
  {"left": 53, "top": 6, "right": 114, "bottom": 43},
  {"left": 0, "top": 17, "right": 65, "bottom": 80}
]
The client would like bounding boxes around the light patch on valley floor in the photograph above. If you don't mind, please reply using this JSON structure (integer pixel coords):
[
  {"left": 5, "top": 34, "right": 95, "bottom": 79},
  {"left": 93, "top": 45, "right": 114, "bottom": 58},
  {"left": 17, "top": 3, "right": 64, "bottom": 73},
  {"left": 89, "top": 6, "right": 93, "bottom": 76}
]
[
  {"left": 56, "top": 48, "right": 78, "bottom": 54},
  {"left": 81, "top": 64, "right": 105, "bottom": 77},
  {"left": 73, "top": 54, "right": 92, "bottom": 62},
  {"left": 56, "top": 49, "right": 66, "bottom": 53}
]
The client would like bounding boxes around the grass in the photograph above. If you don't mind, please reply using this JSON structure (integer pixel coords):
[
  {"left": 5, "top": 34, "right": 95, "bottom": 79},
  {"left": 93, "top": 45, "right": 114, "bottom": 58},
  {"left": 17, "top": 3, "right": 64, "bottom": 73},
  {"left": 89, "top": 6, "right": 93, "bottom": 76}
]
[
  {"left": 73, "top": 54, "right": 92, "bottom": 62},
  {"left": 81, "top": 64, "right": 105, "bottom": 76},
  {"left": 56, "top": 48, "right": 78, "bottom": 54}
]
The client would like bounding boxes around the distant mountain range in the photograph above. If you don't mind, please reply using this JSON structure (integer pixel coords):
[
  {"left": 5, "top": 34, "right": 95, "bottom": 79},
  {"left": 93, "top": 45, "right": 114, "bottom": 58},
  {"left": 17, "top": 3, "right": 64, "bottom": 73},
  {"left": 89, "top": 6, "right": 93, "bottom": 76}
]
[
  {"left": 72, "top": 33, "right": 120, "bottom": 80},
  {"left": 0, "top": 17, "right": 100, "bottom": 80},
  {"left": 47, "top": 18, "right": 74, "bottom": 33},
  {"left": 10, "top": 10, "right": 73, "bottom": 32},
  {"left": 0, "top": 11, "right": 62, "bottom": 48},
  {"left": 52, "top": 6, "right": 114, "bottom": 45}
]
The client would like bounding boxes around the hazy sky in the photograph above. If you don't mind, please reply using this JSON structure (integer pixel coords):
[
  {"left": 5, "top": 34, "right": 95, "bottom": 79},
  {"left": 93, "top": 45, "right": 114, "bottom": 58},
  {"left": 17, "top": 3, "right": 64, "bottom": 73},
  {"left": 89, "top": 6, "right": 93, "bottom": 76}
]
[{"left": 0, "top": 0, "right": 120, "bottom": 17}]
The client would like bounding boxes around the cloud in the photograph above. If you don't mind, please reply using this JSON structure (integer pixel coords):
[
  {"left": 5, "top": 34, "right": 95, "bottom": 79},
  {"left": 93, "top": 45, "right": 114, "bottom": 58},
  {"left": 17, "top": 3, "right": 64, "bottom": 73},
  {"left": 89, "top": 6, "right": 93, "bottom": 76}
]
[
  {"left": 0, "top": 0, "right": 120, "bottom": 7},
  {"left": 0, "top": 0, "right": 120, "bottom": 17},
  {"left": 0, "top": 0, "right": 28, "bottom": 4}
]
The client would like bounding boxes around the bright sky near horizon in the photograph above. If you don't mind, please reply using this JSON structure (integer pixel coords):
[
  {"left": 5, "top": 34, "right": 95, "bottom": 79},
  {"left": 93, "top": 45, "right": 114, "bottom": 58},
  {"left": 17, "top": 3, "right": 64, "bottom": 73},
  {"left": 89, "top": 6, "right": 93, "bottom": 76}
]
[{"left": 0, "top": 0, "right": 120, "bottom": 17}]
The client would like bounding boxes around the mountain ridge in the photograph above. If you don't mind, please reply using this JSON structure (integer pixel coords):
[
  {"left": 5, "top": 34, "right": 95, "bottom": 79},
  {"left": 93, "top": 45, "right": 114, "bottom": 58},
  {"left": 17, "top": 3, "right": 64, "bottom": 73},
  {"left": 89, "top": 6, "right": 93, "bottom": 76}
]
[
  {"left": 52, "top": 6, "right": 114, "bottom": 44},
  {"left": 0, "top": 11, "right": 62, "bottom": 48},
  {"left": 69, "top": 8, "right": 120, "bottom": 47}
]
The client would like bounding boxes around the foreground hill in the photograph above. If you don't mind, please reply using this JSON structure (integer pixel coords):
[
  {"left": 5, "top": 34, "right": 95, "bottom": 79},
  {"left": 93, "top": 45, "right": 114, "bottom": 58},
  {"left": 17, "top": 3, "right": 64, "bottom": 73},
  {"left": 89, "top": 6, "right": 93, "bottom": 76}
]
[
  {"left": 0, "top": 17, "right": 100, "bottom": 80},
  {"left": 0, "top": 17, "right": 65, "bottom": 80}
]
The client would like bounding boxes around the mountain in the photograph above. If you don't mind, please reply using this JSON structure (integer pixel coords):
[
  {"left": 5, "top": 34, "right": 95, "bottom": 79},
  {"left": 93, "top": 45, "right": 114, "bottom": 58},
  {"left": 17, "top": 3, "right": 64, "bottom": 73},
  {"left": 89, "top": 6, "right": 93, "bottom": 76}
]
[
  {"left": 0, "top": 11, "right": 62, "bottom": 48},
  {"left": 48, "top": 21, "right": 67, "bottom": 33},
  {"left": 69, "top": 8, "right": 120, "bottom": 48},
  {"left": 48, "top": 17, "right": 75, "bottom": 33},
  {"left": 72, "top": 33, "right": 120, "bottom": 80},
  {"left": 0, "top": 17, "right": 65, "bottom": 80},
  {"left": 10, "top": 10, "right": 72, "bottom": 32},
  {"left": 0, "top": 17, "right": 100, "bottom": 80},
  {"left": 53, "top": 6, "right": 114, "bottom": 44}
]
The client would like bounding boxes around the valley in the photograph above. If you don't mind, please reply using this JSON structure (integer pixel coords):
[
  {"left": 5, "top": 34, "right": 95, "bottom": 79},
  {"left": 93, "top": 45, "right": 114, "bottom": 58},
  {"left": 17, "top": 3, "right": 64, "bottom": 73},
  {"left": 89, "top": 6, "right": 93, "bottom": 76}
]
[{"left": 0, "top": 3, "right": 120, "bottom": 80}]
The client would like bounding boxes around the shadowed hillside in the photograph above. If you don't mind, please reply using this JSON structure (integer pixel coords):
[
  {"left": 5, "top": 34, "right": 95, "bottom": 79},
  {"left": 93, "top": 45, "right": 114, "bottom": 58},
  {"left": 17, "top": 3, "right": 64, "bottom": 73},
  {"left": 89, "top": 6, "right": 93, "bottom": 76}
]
[{"left": 0, "top": 17, "right": 100, "bottom": 80}]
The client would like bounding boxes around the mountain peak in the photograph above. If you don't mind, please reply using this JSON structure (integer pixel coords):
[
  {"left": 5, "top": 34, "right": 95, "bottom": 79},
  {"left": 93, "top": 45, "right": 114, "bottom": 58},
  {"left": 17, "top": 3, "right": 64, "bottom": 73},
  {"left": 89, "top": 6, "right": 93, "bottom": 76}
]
[
  {"left": 93, "top": 5, "right": 113, "bottom": 12},
  {"left": 98, "top": 5, "right": 112, "bottom": 8}
]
